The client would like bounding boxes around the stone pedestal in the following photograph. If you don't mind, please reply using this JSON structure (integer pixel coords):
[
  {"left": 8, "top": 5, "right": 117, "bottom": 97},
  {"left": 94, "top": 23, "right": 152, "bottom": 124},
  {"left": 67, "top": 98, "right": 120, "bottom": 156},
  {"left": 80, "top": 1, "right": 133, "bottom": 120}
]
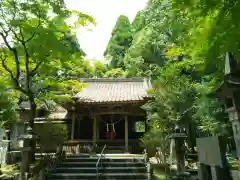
[{"left": 19, "top": 148, "right": 30, "bottom": 180}]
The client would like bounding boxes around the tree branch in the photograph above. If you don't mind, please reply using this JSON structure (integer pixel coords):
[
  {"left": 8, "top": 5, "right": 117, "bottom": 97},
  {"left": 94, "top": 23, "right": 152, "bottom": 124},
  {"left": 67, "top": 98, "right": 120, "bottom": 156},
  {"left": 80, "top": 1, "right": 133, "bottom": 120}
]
[
  {"left": 25, "top": 12, "right": 41, "bottom": 43},
  {"left": 29, "top": 61, "right": 42, "bottom": 76},
  {"left": 176, "top": 106, "right": 196, "bottom": 121},
  {"left": 0, "top": 49, "right": 27, "bottom": 94},
  {"left": 10, "top": 10, "right": 42, "bottom": 91},
  {"left": 0, "top": 32, "right": 21, "bottom": 81}
]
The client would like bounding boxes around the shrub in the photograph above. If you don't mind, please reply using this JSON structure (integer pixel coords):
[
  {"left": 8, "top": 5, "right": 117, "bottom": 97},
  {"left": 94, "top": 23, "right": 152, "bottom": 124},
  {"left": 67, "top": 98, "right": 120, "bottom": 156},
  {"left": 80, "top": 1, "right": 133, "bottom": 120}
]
[
  {"left": 35, "top": 123, "right": 68, "bottom": 151},
  {"left": 140, "top": 128, "right": 170, "bottom": 158}
]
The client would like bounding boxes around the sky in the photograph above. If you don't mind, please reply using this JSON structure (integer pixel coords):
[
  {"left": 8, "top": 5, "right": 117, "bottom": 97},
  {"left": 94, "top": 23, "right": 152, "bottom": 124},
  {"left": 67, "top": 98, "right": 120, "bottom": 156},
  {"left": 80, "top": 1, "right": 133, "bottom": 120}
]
[{"left": 65, "top": 0, "right": 148, "bottom": 60}]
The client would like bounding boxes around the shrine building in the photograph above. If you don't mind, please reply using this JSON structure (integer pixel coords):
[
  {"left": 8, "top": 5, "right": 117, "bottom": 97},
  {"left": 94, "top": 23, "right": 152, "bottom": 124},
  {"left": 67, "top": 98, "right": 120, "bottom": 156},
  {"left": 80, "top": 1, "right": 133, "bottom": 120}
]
[
  {"left": 10, "top": 77, "right": 151, "bottom": 153},
  {"left": 62, "top": 77, "right": 151, "bottom": 153}
]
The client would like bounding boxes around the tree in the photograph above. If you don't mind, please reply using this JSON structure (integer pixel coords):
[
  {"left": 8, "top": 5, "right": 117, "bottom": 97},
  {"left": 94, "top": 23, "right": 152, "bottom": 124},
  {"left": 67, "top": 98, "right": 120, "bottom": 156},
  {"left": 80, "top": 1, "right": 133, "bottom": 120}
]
[
  {"left": 123, "top": 0, "right": 173, "bottom": 75},
  {"left": 169, "top": 0, "right": 240, "bottom": 75},
  {"left": 104, "top": 68, "right": 128, "bottom": 78},
  {"left": 104, "top": 15, "right": 133, "bottom": 68},
  {"left": 0, "top": 77, "right": 18, "bottom": 129},
  {"left": 0, "top": 0, "right": 95, "bottom": 160},
  {"left": 92, "top": 61, "right": 108, "bottom": 77},
  {"left": 142, "top": 60, "right": 229, "bottom": 152}
]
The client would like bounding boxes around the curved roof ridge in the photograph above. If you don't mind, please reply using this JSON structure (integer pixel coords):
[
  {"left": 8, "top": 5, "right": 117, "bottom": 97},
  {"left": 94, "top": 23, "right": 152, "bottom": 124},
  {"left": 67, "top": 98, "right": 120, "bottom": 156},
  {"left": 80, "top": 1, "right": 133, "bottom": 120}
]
[
  {"left": 74, "top": 77, "right": 151, "bottom": 103},
  {"left": 79, "top": 77, "right": 146, "bottom": 82}
]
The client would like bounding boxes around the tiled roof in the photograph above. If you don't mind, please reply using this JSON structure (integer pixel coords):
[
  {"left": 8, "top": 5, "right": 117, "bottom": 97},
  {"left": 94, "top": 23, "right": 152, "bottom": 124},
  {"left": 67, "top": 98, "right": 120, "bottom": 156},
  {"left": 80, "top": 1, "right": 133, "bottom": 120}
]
[{"left": 73, "top": 77, "right": 151, "bottom": 103}]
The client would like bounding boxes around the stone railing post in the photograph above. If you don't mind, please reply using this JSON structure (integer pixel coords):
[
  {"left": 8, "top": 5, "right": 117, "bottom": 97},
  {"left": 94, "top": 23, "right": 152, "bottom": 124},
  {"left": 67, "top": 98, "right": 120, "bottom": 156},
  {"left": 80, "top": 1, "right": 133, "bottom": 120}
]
[{"left": 147, "top": 162, "right": 153, "bottom": 180}]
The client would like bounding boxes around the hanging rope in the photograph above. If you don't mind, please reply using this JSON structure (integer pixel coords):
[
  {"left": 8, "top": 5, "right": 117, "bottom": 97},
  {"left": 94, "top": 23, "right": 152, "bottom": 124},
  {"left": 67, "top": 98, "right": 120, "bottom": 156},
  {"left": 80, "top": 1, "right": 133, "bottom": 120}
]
[
  {"left": 102, "top": 118, "right": 122, "bottom": 127},
  {"left": 103, "top": 119, "right": 121, "bottom": 132},
  {"left": 102, "top": 115, "right": 124, "bottom": 138},
  {"left": 112, "top": 123, "right": 115, "bottom": 132}
]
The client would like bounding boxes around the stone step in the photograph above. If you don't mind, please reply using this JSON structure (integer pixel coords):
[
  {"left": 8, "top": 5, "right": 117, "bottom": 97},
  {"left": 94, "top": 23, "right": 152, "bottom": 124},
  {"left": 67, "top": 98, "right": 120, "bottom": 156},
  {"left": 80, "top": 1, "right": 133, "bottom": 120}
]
[
  {"left": 60, "top": 161, "right": 146, "bottom": 168},
  {"left": 66, "top": 153, "right": 144, "bottom": 158},
  {"left": 65, "top": 157, "right": 144, "bottom": 163},
  {"left": 54, "top": 166, "right": 147, "bottom": 173},
  {"left": 48, "top": 172, "right": 148, "bottom": 179},
  {"left": 46, "top": 153, "right": 148, "bottom": 180}
]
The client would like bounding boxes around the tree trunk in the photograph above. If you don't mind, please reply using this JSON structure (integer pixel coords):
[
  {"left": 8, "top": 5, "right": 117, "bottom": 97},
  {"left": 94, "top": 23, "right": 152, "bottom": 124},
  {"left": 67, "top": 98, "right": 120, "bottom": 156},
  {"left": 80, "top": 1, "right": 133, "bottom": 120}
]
[
  {"left": 29, "top": 94, "right": 37, "bottom": 163},
  {"left": 188, "top": 123, "right": 196, "bottom": 153}
]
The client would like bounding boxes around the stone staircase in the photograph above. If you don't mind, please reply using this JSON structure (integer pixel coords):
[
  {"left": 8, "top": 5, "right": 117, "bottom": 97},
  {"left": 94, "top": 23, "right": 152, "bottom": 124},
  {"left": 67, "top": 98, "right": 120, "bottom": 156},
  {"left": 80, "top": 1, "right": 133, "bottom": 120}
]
[{"left": 46, "top": 153, "right": 148, "bottom": 180}]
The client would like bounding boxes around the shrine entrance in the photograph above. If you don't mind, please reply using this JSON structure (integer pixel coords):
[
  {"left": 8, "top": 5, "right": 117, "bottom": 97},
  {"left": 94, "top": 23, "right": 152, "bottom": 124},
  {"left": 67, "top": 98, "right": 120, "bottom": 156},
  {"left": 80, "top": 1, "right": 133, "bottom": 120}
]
[{"left": 99, "top": 115, "right": 124, "bottom": 141}]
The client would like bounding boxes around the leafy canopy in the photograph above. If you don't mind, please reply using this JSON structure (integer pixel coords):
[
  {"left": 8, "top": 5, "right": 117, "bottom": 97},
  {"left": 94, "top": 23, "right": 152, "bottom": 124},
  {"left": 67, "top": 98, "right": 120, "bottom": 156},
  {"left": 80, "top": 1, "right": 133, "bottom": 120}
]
[
  {"left": 0, "top": 0, "right": 95, "bottom": 112},
  {"left": 104, "top": 15, "right": 133, "bottom": 69}
]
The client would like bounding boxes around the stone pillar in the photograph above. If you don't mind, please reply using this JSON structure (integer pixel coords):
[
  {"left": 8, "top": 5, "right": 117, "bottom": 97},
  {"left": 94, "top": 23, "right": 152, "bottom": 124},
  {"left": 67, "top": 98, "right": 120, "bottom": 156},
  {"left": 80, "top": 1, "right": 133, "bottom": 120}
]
[
  {"left": 93, "top": 116, "right": 97, "bottom": 147},
  {"left": 169, "top": 138, "right": 176, "bottom": 164},
  {"left": 175, "top": 137, "right": 186, "bottom": 173},
  {"left": 71, "top": 111, "right": 76, "bottom": 140},
  {"left": 125, "top": 116, "right": 128, "bottom": 152}
]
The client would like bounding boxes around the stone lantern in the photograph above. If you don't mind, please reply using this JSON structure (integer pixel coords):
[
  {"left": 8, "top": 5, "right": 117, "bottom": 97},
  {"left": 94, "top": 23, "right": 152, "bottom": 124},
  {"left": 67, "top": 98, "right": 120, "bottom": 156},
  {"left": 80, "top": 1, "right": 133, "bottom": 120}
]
[
  {"left": 218, "top": 52, "right": 240, "bottom": 158},
  {"left": 18, "top": 125, "right": 38, "bottom": 180},
  {"left": 170, "top": 122, "right": 187, "bottom": 175}
]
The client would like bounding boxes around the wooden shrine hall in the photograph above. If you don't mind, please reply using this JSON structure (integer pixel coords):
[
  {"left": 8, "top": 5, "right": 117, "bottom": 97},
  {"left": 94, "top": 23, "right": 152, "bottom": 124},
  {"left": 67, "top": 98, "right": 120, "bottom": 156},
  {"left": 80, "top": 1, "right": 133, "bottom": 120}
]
[{"left": 63, "top": 77, "right": 151, "bottom": 153}]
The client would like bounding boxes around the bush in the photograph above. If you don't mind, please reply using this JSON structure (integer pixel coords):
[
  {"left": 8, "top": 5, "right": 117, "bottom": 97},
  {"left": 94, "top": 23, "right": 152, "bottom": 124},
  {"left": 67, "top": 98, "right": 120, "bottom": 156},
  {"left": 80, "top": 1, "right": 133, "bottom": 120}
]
[
  {"left": 140, "top": 128, "right": 170, "bottom": 158},
  {"left": 35, "top": 123, "right": 68, "bottom": 151}
]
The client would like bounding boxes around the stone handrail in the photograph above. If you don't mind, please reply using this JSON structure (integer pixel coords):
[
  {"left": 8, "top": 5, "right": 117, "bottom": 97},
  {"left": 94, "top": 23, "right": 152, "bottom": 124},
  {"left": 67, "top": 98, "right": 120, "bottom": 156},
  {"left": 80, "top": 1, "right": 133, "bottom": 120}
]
[{"left": 143, "top": 149, "right": 149, "bottom": 164}]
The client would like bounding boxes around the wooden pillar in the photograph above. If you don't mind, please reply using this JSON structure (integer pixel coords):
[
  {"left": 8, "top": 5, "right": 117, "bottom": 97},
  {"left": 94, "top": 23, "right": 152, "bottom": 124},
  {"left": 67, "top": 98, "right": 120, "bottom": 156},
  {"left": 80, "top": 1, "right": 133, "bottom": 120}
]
[
  {"left": 93, "top": 116, "right": 97, "bottom": 147},
  {"left": 125, "top": 116, "right": 128, "bottom": 152},
  {"left": 97, "top": 120, "right": 100, "bottom": 141},
  {"left": 78, "top": 116, "right": 82, "bottom": 139},
  {"left": 71, "top": 111, "right": 76, "bottom": 140}
]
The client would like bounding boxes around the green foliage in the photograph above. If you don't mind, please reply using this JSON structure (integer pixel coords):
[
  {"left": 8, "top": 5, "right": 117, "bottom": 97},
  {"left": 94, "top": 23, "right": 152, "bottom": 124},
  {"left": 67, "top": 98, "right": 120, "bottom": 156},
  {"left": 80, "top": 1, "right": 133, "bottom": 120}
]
[
  {"left": 122, "top": 0, "right": 174, "bottom": 74},
  {"left": 92, "top": 61, "right": 108, "bottom": 77},
  {"left": 169, "top": 0, "right": 240, "bottom": 74},
  {"left": 104, "top": 15, "right": 133, "bottom": 68},
  {"left": 143, "top": 60, "right": 229, "bottom": 142},
  {"left": 135, "top": 121, "right": 146, "bottom": 132},
  {"left": 0, "top": 0, "right": 95, "bottom": 126},
  {"left": 194, "top": 95, "right": 229, "bottom": 135},
  {"left": 0, "top": 77, "right": 18, "bottom": 129},
  {"left": 35, "top": 123, "right": 68, "bottom": 149},
  {"left": 141, "top": 128, "right": 170, "bottom": 157},
  {"left": 103, "top": 68, "right": 128, "bottom": 78},
  {"left": 121, "top": 0, "right": 230, "bottom": 140},
  {"left": 100, "top": 0, "right": 233, "bottom": 154}
]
